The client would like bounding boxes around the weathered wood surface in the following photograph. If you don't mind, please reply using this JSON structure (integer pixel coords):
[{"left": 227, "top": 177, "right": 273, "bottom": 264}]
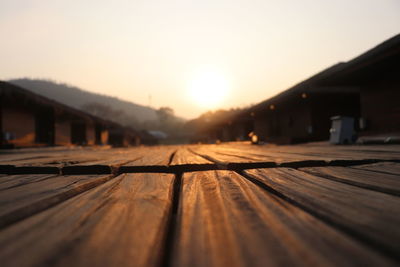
[
  {"left": 0, "top": 174, "right": 57, "bottom": 190},
  {"left": 120, "top": 146, "right": 177, "bottom": 166},
  {"left": 171, "top": 170, "right": 394, "bottom": 267},
  {"left": 0, "top": 147, "right": 142, "bottom": 167},
  {"left": 171, "top": 147, "right": 213, "bottom": 165},
  {"left": 213, "top": 142, "right": 400, "bottom": 160},
  {"left": 245, "top": 168, "right": 400, "bottom": 257},
  {"left": 300, "top": 166, "right": 400, "bottom": 196},
  {"left": 0, "top": 173, "right": 174, "bottom": 267},
  {"left": 0, "top": 146, "right": 110, "bottom": 165},
  {"left": 189, "top": 143, "right": 400, "bottom": 165},
  {"left": 0, "top": 143, "right": 399, "bottom": 267},
  {"left": 0, "top": 174, "right": 114, "bottom": 228},
  {"left": 0, "top": 146, "right": 179, "bottom": 174},
  {"left": 351, "top": 162, "right": 400, "bottom": 175}
]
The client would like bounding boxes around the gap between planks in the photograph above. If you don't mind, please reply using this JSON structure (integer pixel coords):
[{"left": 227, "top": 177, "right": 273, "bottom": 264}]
[{"left": 1, "top": 159, "right": 400, "bottom": 175}]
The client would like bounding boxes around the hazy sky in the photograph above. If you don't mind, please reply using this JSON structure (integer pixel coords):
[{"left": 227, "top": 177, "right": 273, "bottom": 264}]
[{"left": 1, "top": 0, "right": 399, "bottom": 119}]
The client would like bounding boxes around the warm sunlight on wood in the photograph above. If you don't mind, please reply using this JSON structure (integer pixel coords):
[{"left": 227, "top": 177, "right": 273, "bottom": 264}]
[{"left": 188, "top": 69, "right": 230, "bottom": 108}]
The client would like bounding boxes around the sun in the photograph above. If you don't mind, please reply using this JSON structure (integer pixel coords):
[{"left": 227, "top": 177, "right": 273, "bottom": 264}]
[{"left": 187, "top": 69, "right": 230, "bottom": 108}]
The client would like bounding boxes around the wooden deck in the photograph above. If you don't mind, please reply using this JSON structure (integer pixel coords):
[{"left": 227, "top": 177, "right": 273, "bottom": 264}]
[{"left": 0, "top": 142, "right": 399, "bottom": 267}]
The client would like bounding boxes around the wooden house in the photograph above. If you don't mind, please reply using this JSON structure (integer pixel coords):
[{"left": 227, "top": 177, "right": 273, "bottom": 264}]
[
  {"left": 53, "top": 109, "right": 96, "bottom": 146},
  {"left": 0, "top": 81, "right": 137, "bottom": 148},
  {"left": 228, "top": 63, "right": 359, "bottom": 144},
  {"left": 318, "top": 33, "right": 400, "bottom": 139},
  {"left": 249, "top": 67, "right": 360, "bottom": 143},
  {"left": 108, "top": 126, "right": 141, "bottom": 147},
  {"left": 1, "top": 82, "right": 54, "bottom": 147},
  {"left": 224, "top": 34, "right": 400, "bottom": 144}
]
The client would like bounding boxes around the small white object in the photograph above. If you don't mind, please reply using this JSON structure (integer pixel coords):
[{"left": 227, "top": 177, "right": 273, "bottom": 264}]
[{"left": 359, "top": 118, "right": 366, "bottom": 130}]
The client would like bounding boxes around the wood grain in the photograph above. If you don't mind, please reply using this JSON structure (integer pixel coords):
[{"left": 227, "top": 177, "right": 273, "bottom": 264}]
[
  {"left": 0, "top": 174, "right": 57, "bottom": 190},
  {"left": 215, "top": 143, "right": 400, "bottom": 162},
  {"left": 121, "top": 146, "right": 177, "bottom": 166},
  {"left": 171, "top": 171, "right": 394, "bottom": 267},
  {"left": 0, "top": 173, "right": 175, "bottom": 267},
  {"left": 0, "top": 143, "right": 399, "bottom": 266},
  {"left": 171, "top": 147, "right": 212, "bottom": 165},
  {"left": 299, "top": 166, "right": 400, "bottom": 196},
  {"left": 0, "top": 174, "right": 114, "bottom": 228},
  {"left": 245, "top": 168, "right": 400, "bottom": 258},
  {"left": 351, "top": 162, "right": 400, "bottom": 176}
]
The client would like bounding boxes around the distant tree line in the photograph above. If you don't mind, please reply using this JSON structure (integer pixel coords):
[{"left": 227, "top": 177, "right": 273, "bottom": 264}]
[
  {"left": 81, "top": 102, "right": 186, "bottom": 140},
  {"left": 184, "top": 108, "right": 246, "bottom": 134}
]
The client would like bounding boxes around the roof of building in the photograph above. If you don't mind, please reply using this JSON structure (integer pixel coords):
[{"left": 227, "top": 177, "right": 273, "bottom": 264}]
[
  {"left": 0, "top": 81, "right": 138, "bottom": 134},
  {"left": 238, "top": 33, "right": 400, "bottom": 118}
]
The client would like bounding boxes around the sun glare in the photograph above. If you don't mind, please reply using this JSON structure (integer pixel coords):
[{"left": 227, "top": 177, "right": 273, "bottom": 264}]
[{"left": 187, "top": 69, "right": 230, "bottom": 108}]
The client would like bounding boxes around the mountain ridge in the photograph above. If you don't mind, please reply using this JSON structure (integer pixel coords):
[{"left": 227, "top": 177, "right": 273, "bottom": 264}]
[{"left": 8, "top": 78, "right": 160, "bottom": 127}]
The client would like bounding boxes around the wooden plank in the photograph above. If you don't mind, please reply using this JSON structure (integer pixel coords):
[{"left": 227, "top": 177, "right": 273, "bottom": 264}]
[
  {"left": 0, "top": 146, "right": 102, "bottom": 164},
  {"left": 351, "top": 162, "right": 400, "bottom": 176},
  {"left": 297, "top": 143, "right": 400, "bottom": 153},
  {"left": 118, "top": 146, "right": 178, "bottom": 173},
  {"left": 0, "top": 146, "right": 94, "bottom": 159},
  {"left": 282, "top": 144, "right": 400, "bottom": 159},
  {"left": 299, "top": 166, "right": 400, "bottom": 196},
  {"left": 219, "top": 143, "right": 400, "bottom": 162},
  {"left": 0, "top": 146, "right": 175, "bottom": 174},
  {"left": 334, "top": 145, "right": 400, "bottom": 155},
  {"left": 216, "top": 145, "right": 343, "bottom": 162},
  {"left": 190, "top": 145, "right": 277, "bottom": 163},
  {"left": 121, "top": 146, "right": 177, "bottom": 166},
  {"left": 0, "top": 147, "right": 69, "bottom": 163},
  {"left": 0, "top": 154, "right": 53, "bottom": 164},
  {"left": 0, "top": 173, "right": 174, "bottom": 267},
  {"left": 171, "top": 147, "right": 212, "bottom": 165},
  {"left": 0, "top": 152, "right": 93, "bottom": 169},
  {"left": 0, "top": 147, "right": 126, "bottom": 167},
  {"left": 0, "top": 147, "right": 147, "bottom": 175},
  {"left": 0, "top": 174, "right": 57, "bottom": 190},
  {"left": 192, "top": 144, "right": 346, "bottom": 164},
  {"left": 245, "top": 168, "right": 400, "bottom": 258},
  {"left": 0, "top": 174, "right": 114, "bottom": 228},
  {"left": 171, "top": 171, "right": 394, "bottom": 266},
  {"left": 60, "top": 148, "right": 147, "bottom": 174},
  {"left": 0, "top": 147, "right": 138, "bottom": 167},
  {"left": 193, "top": 144, "right": 399, "bottom": 169},
  {"left": 190, "top": 146, "right": 328, "bottom": 169}
]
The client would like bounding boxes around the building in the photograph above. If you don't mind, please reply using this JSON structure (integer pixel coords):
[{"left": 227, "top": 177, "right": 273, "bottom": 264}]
[
  {"left": 0, "top": 81, "right": 140, "bottom": 148},
  {"left": 108, "top": 126, "right": 141, "bottom": 147},
  {"left": 199, "top": 33, "right": 400, "bottom": 144},
  {"left": 247, "top": 63, "right": 360, "bottom": 144},
  {"left": 319, "top": 34, "right": 400, "bottom": 139}
]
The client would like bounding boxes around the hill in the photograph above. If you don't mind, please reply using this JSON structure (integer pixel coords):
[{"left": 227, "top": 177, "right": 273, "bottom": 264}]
[{"left": 9, "top": 78, "right": 159, "bottom": 128}]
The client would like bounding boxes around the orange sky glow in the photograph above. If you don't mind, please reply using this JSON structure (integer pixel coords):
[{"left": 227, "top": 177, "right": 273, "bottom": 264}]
[{"left": 0, "top": 0, "right": 399, "bottom": 118}]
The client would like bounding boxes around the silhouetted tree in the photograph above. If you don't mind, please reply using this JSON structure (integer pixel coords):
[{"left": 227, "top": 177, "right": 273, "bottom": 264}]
[{"left": 156, "top": 107, "right": 174, "bottom": 123}]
